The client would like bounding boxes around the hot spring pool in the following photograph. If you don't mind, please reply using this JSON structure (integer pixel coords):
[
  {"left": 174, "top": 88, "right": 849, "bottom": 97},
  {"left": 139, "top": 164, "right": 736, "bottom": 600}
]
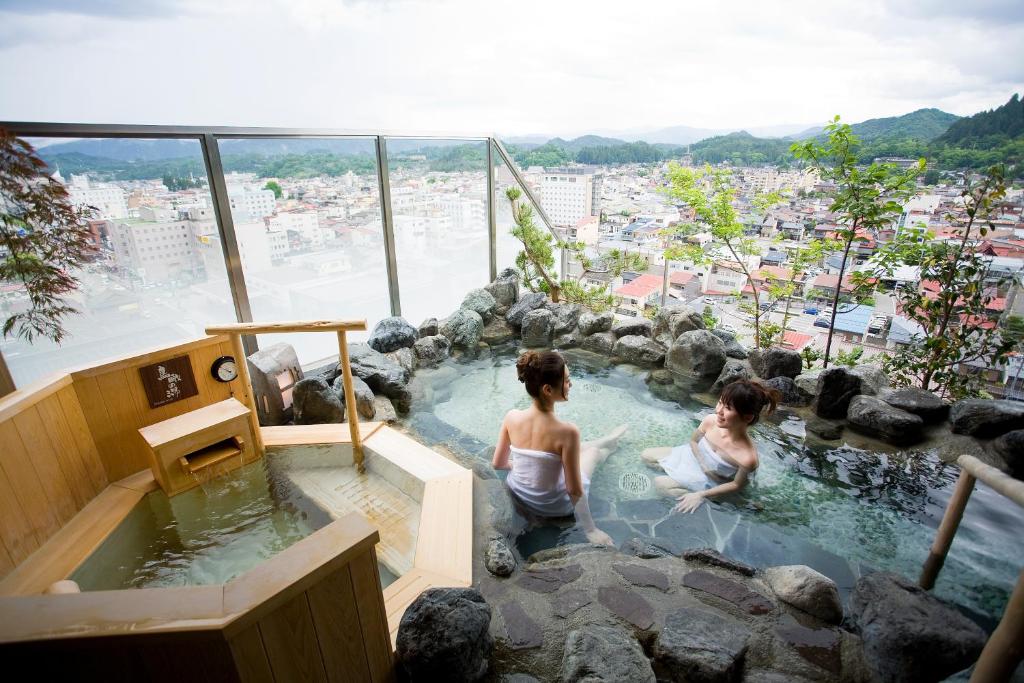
[{"left": 404, "top": 349, "right": 1024, "bottom": 627}]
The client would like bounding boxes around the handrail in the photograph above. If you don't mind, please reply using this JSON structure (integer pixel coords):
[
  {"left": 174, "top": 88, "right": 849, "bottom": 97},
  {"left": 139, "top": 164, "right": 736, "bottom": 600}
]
[
  {"left": 957, "top": 454, "right": 1024, "bottom": 508},
  {"left": 205, "top": 320, "right": 367, "bottom": 335},
  {"left": 0, "top": 121, "right": 494, "bottom": 140}
]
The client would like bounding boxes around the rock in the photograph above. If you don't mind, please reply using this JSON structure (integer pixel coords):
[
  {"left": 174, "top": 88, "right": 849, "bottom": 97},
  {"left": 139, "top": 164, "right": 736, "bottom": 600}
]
[
  {"left": 561, "top": 625, "right": 655, "bottom": 683},
  {"left": 551, "top": 589, "right": 592, "bottom": 618},
  {"left": 612, "top": 563, "right": 670, "bottom": 591},
  {"left": 993, "top": 429, "right": 1024, "bottom": 477},
  {"left": 413, "top": 334, "right": 452, "bottom": 368},
  {"left": 548, "top": 302, "right": 582, "bottom": 335},
  {"left": 850, "top": 364, "right": 889, "bottom": 396},
  {"left": 763, "top": 565, "right": 843, "bottom": 624},
  {"left": 578, "top": 310, "right": 614, "bottom": 335},
  {"left": 441, "top": 308, "right": 484, "bottom": 350},
  {"left": 751, "top": 347, "right": 802, "bottom": 380},
  {"left": 764, "top": 377, "right": 810, "bottom": 407},
  {"left": 332, "top": 374, "right": 375, "bottom": 419},
  {"left": 774, "top": 620, "right": 844, "bottom": 675},
  {"left": 805, "top": 417, "right": 843, "bottom": 440},
  {"left": 367, "top": 316, "right": 418, "bottom": 353},
  {"left": 396, "top": 587, "right": 493, "bottom": 682},
  {"left": 506, "top": 292, "right": 547, "bottom": 327},
  {"left": 647, "top": 368, "right": 674, "bottom": 385},
  {"left": 877, "top": 387, "right": 950, "bottom": 424},
  {"left": 292, "top": 378, "right": 345, "bottom": 424},
  {"left": 418, "top": 317, "right": 438, "bottom": 338},
  {"left": 372, "top": 396, "right": 397, "bottom": 422},
  {"left": 612, "top": 318, "right": 653, "bottom": 338},
  {"left": 485, "top": 268, "right": 519, "bottom": 307},
  {"left": 499, "top": 601, "right": 543, "bottom": 650},
  {"left": 482, "top": 318, "right": 516, "bottom": 345},
  {"left": 521, "top": 308, "right": 554, "bottom": 348},
  {"left": 682, "top": 570, "right": 774, "bottom": 615},
  {"left": 553, "top": 331, "right": 580, "bottom": 349},
  {"left": 847, "top": 395, "right": 924, "bottom": 445},
  {"left": 386, "top": 346, "right": 416, "bottom": 375},
  {"left": 850, "top": 572, "right": 986, "bottom": 683},
  {"left": 794, "top": 368, "right": 823, "bottom": 400},
  {"left": 814, "top": 367, "right": 862, "bottom": 419},
  {"left": 711, "top": 359, "right": 754, "bottom": 394},
  {"left": 950, "top": 399, "right": 1024, "bottom": 438},
  {"left": 653, "top": 608, "right": 751, "bottom": 683},
  {"left": 581, "top": 331, "right": 616, "bottom": 355},
  {"left": 710, "top": 328, "right": 736, "bottom": 342},
  {"left": 709, "top": 328, "right": 749, "bottom": 359},
  {"left": 461, "top": 288, "right": 497, "bottom": 321},
  {"left": 349, "top": 343, "right": 413, "bottom": 413},
  {"left": 666, "top": 330, "right": 727, "bottom": 378},
  {"left": 681, "top": 547, "right": 755, "bottom": 576},
  {"left": 654, "top": 304, "right": 705, "bottom": 339},
  {"left": 597, "top": 586, "right": 655, "bottom": 629},
  {"left": 620, "top": 536, "right": 683, "bottom": 559},
  {"left": 612, "top": 335, "right": 666, "bottom": 367},
  {"left": 485, "top": 538, "right": 516, "bottom": 577},
  {"left": 516, "top": 564, "right": 583, "bottom": 593}
]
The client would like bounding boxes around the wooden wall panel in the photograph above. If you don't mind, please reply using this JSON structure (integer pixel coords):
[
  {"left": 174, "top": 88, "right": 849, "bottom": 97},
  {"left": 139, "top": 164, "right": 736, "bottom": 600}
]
[
  {"left": 0, "top": 421, "right": 61, "bottom": 544},
  {"left": 307, "top": 564, "right": 372, "bottom": 682},
  {"left": 257, "top": 593, "right": 329, "bottom": 683},
  {"left": 56, "top": 385, "right": 107, "bottom": 495},
  {"left": 0, "top": 461, "right": 35, "bottom": 566},
  {"left": 230, "top": 624, "right": 275, "bottom": 683},
  {"left": 35, "top": 395, "right": 94, "bottom": 508},
  {"left": 350, "top": 551, "right": 393, "bottom": 683},
  {"left": 12, "top": 407, "right": 78, "bottom": 526}
]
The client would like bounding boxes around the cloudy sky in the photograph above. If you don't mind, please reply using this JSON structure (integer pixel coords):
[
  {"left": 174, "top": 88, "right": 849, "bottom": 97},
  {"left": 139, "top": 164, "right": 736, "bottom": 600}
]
[{"left": 0, "top": 0, "right": 1021, "bottom": 138}]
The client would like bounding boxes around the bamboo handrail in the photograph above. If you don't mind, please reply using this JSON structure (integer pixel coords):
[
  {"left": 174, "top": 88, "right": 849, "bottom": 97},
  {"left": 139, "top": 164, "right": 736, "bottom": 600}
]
[
  {"left": 205, "top": 320, "right": 367, "bottom": 334},
  {"left": 957, "top": 454, "right": 1024, "bottom": 508}
]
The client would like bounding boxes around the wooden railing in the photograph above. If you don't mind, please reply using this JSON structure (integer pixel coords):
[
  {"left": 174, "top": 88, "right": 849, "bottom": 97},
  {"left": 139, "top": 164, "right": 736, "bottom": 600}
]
[{"left": 921, "top": 454, "right": 1024, "bottom": 682}]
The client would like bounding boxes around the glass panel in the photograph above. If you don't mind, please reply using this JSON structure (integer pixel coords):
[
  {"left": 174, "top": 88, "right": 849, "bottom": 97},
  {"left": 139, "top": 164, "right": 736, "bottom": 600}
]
[
  {"left": 216, "top": 137, "right": 389, "bottom": 367},
  {"left": 386, "top": 139, "right": 489, "bottom": 327},
  {"left": 493, "top": 144, "right": 562, "bottom": 280},
  {"left": 0, "top": 136, "right": 237, "bottom": 386}
]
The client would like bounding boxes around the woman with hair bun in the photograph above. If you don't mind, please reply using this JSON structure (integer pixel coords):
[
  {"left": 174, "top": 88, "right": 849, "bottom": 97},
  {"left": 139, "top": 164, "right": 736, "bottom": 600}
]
[
  {"left": 492, "top": 350, "right": 626, "bottom": 545},
  {"left": 642, "top": 379, "right": 780, "bottom": 514}
]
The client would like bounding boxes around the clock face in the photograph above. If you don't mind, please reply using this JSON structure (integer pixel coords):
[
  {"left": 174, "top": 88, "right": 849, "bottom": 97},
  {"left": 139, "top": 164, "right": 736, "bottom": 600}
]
[{"left": 212, "top": 356, "right": 238, "bottom": 382}]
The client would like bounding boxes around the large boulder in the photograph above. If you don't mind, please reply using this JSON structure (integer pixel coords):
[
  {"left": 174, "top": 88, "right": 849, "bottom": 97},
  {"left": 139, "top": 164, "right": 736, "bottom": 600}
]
[
  {"left": 548, "top": 302, "right": 582, "bottom": 335},
  {"left": 654, "top": 305, "right": 705, "bottom": 339},
  {"left": 993, "top": 429, "right": 1024, "bottom": 478},
  {"left": 652, "top": 608, "right": 751, "bottom": 683},
  {"left": 332, "top": 374, "right": 375, "bottom": 419},
  {"left": 666, "top": 330, "right": 727, "bottom": 378},
  {"left": 711, "top": 359, "right": 755, "bottom": 394},
  {"left": 847, "top": 395, "right": 924, "bottom": 445},
  {"left": 763, "top": 565, "right": 842, "bottom": 624},
  {"left": 482, "top": 318, "right": 516, "bottom": 345},
  {"left": 612, "top": 335, "right": 666, "bottom": 367},
  {"left": 521, "top": 308, "right": 554, "bottom": 348},
  {"left": 578, "top": 310, "right": 615, "bottom": 336},
  {"left": 386, "top": 347, "right": 416, "bottom": 376},
  {"left": 396, "top": 587, "right": 493, "bottom": 682},
  {"left": 506, "top": 292, "right": 547, "bottom": 328},
  {"left": 367, "top": 316, "right": 418, "bottom": 353},
  {"left": 292, "top": 378, "right": 345, "bottom": 424},
  {"left": 877, "top": 387, "right": 949, "bottom": 424},
  {"left": 850, "top": 572, "right": 986, "bottom": 683},
  {"left": 794, "top": 368, "right": 823, "bottom": 400},
  {"left": 461, "top": 288, "right": 497, "bottom": 322},
  {"left": 612, "top": 318, "right": 653, "bottom": 338},
  {"left": 413, "top": 334, "right": 452, "bottom": 368},
  {"left": 950, "top": 399, "right": 1024, "bottom": 438},
  {"left": 712, "top": 329, "right": 749, "bottom": 360},
  {"left": 561, "top": 624, "right": 655, "bottom": 683},
  {"left": 850, "top": 364, "right": 889, "bottom": 396},
  {"left": 348, "top": 343, "right": 413, "bottom": 413},
  {"left": 750, "top": 347, "right": 802, "bottom": 380},
  {"left": 441, "top": 309, "right": 484, "bottom": 350},
  {"left": 553, "top": 331, "right": 581, "bottom": 349},
  {"left": 418, "top": 317, "right": 438, "bottom": 338},
  {"left": 764, "top": 376, "right": 809, "bottom": 407},
  {"left": 485, "top": 267, "right": 519, "bottom": 307},
  {"left": 814, "top": 367, "right": 862, "bottom": 419},
  {"left": 581, "top": 331, "right": 616, "bottom": 355}
]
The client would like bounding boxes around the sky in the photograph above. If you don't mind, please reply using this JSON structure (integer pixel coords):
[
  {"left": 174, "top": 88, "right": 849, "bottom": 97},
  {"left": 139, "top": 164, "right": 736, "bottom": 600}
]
[{"left": 0, "top": 0, "right": 1021, "bottom": 139}]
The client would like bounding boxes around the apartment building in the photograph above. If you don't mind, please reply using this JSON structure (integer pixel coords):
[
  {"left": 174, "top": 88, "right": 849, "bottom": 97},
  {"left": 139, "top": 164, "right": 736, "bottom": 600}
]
[
  {"left": 67, "top": 174, "right": 128, "bottom": 220},
  {"left": 540, "top": 168, "right": 601, "bottom": 227},
  {"left": 109, "top": 218, "right": 200, "bottom": 282}
]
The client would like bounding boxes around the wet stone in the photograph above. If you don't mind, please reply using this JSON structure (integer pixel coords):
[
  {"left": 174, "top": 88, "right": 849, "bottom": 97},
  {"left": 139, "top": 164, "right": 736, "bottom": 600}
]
[
  {"left": 682, "top": 570, "right": 774, "bottom": 615},
  {"left": 499, "top": 601, "right": 543, "bottom": 650},
  {"left": 612, "top": 563, "right": 670, "bottom": 591},
  {"left": 485, "top": 538, "right": 516, "bottom": 577},
  {"left": 501, "top": 675, "right": 540, "bottom": 683},
  {"left": 775, "top": 621, "right": 842, "bottom": 674},
  {"left": 597, "top": 586, "right": 655, "bottom": 629},
  {"left": 551, "top": 588, "right": 592, "bottom": 618},
  {"left": 620, "top": 536, "right": 683, "bottom": 559},
  {"left": 682, "top": 547, "right": 756, "bottom": 577},
  {"left": 653, "top": 608, "right": 751, "bottom": 683},
  {"left": 516, "top": 564, "right": 583, "bottom": 593},
  {"left": 561, "top": 625, "right": 656, "bottom": 683}
]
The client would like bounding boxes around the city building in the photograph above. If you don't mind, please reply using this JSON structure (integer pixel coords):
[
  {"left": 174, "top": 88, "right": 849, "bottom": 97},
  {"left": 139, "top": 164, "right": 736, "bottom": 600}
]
[
  {"left": 108, "top": 218, "right": 202, "bottom": 283},
  {"left": 67, "top": 174, "right": 128, "bottom": 220},
  {"left": 613, "top": 273, "right": 662, "bottom": 317},
  {"left": 540, "top": 168, "right": 601, "bottom": 227}
]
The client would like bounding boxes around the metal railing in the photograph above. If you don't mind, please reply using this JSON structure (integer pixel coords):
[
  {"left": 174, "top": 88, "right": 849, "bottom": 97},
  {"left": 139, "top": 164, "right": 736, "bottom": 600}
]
[{"left": 0, "top": 122, "right": 562, "bottom": 388}]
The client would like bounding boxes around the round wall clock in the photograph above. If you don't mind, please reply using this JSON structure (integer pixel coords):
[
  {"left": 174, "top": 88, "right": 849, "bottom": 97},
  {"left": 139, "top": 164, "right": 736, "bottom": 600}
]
[{"left": 211, "top": 355, "right": 238, "bottom": 382}]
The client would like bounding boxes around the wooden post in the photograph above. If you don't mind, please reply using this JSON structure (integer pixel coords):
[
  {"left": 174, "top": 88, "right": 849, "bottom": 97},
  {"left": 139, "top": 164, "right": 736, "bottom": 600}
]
[
  {"left": 971, "top": 569, "right": 1024, "bottom": 682},
  {"left": 337, "top": 331, "right": 364, "bottom": 472},
  {"left": 229, "top": 332, "right": 265, "bottom": 457},
  {"left": 920, "top": 469, "right": 976, "bottom": 590}
]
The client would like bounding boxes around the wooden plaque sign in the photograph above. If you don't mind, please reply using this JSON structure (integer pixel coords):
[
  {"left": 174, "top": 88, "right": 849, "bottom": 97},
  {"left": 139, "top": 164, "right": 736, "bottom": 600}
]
[{"left": 139, "top": 355, "right": 199, "bottom": 408}]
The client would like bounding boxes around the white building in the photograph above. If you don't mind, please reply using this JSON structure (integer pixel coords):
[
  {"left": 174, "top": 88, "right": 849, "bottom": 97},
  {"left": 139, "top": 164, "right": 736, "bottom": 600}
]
[
  {"left": 109, "top": 219, "right": 200, "bottom": 282},
  {"left": 269, "top": 211, "right": 326, "bottom": 248},
  {"left": 67, "top": 175, "right": 128, "bottom": 220},
  {"left": 540, "top": 169, "right": 601, "bottom": 228},
  {"left": 227, "top": 184, "right": 276, "bottom": 218}
]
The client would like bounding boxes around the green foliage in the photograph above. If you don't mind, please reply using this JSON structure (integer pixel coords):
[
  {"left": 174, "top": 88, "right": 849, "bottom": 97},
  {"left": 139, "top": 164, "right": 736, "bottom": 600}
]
[
  {"left": 263, "top": 180, "right": 283, "bottom": 199},
  {"left": 791, "top": 117, "right": 923, "bottom": 367},
  {"left": 691, "top": 132, "right": 793, "bottom": 166},
  {"left": 1002, "top": 314, "right": 1024, "bottom": 348},
  {"left": 922, "top": 169, "right": 942, "bottom": 185},
  {"left": 934, "top": 94, "right": 1023, "bottom": 147},
  {"left": 757, "top": 321, "right": 783, "bottom": 350},
  {"left": 0, "top": 130, "right": 97, "bottom": 343},
  {"left": 506, "top": 187, "right": 560, "bottom": 301},
  {"left": 507, "top": 139, "right": 686, "bottom": 168},
  {"left": 801, "top": 346, "right": 822, "bottom": 369},
  {"left": 880, "top": 166, "right": 1014, "bottom": 400},
  {"left": 702, "top": 305, "right": 717, "bottom": 329},
  {"left": 834, "top": 346, "right": 865, "bottom": 367},
  {"left": 163, "top": 174, "right": 202, "bottom": 191},
  {"left": 771, "top": 239, "right": 835, "bottom": 345}
]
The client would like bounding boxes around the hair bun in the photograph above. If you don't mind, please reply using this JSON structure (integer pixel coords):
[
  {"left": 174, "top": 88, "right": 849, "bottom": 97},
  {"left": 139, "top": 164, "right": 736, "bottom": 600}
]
[{"left": 516, "top": 351, "right": 538, "bottom": 383}]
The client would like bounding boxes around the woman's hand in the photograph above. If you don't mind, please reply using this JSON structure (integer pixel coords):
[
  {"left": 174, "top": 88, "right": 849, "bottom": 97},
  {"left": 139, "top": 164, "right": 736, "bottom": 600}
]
[
  {"left": 585, "top": 527, "right": 614, "bottom": 546},
  {"left": 673, "top": 492, "right": 705, "bottom": 514}
]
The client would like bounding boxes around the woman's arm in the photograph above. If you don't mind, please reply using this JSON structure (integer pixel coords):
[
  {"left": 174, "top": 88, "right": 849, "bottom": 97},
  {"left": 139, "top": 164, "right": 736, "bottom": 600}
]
[
  {"left": 673, "top": 466, "right": 752, "bottom": 514},
  {"left": 492, "top": 415, "right": 512, "bottom": 471},
  {"left": 690, "top": 415, "right": 711, "bottom": 450}
]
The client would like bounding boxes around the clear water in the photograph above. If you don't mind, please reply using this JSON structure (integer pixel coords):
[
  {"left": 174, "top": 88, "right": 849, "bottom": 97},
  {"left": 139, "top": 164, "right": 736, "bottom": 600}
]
[
  {"left": 72, "top": 448, "right": 396, "bottom": 590},
  {"left": 405, "top": 349, "right": 1024, "bottom": 627}
]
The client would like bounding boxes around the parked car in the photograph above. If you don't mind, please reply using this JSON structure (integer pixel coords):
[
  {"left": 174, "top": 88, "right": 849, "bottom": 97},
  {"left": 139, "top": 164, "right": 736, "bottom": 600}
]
[
  {"left": 703, "top": 297, "right": 716, "bottom": 305},
  {"left": 803, "top": 306, "right": 818, "bottom": 315},
  {"left": 759, "top": 301, "right": 775, "bottom": 311},
  {"left": 813, "top": 318, "right": 831, "bottom": 328}
]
